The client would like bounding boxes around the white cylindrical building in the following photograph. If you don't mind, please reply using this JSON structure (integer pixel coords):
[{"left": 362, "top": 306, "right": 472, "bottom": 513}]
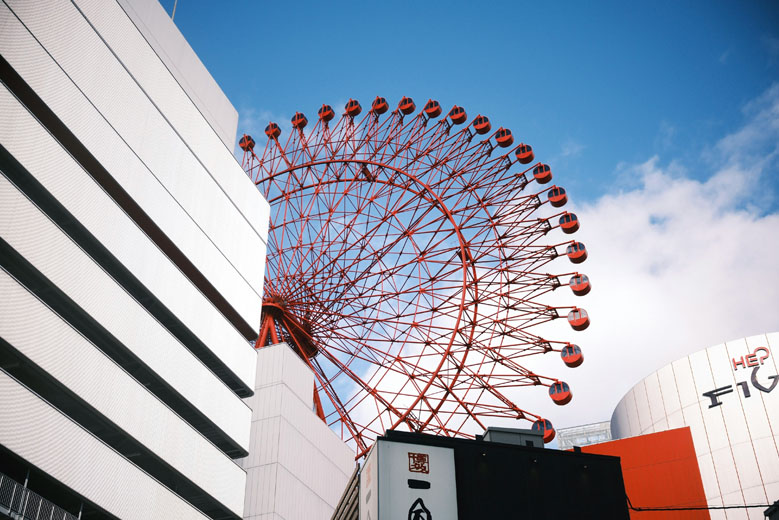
[{"left": 611, "top": 332, "right": 779, "bottom": 519}]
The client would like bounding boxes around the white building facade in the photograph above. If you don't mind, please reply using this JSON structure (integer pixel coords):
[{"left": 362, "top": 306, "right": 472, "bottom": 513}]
[
  {"left": 240, "top": 343, "right": 355, "bottom": 520},
  {"left": 611, "top": 332, "right": 779, "bottom": 519},
  {"left": 0, "top": 0, "right": 269, "bottom": 517}
]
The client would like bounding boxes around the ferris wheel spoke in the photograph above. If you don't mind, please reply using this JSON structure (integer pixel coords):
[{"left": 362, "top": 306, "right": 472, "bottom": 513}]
[{"left": 314, "top": 341, "right": 425, "bottom": 432}]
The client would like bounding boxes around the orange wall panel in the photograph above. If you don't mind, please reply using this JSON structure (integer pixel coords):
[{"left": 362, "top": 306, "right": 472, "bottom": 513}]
[{"left": 580, "top": 427, "right": 709, "bottom": 519}]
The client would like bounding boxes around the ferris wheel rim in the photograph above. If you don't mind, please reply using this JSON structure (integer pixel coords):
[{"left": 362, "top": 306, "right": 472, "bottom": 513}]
[{"left": 244, "top": 96, "right": 590, "bottom": 454}]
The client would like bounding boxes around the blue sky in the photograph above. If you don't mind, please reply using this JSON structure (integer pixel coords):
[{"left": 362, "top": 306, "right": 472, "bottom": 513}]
[
  {"left": 166, "top": 0, "right": 778, "bottom": 206},
  {"left": 165, "top": 1, "right": 779, "bottom": 429}
]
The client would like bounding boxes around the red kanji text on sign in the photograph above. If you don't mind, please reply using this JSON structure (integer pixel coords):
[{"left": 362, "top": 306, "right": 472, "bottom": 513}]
[{"left": 408, "top": 452, "right": 430, "bottom": 474}]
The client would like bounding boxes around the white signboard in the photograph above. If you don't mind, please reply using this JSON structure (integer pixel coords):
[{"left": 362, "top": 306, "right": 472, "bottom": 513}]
[
  {"left": 360, "top": 439, "right": 458, "bottom": 519},
  {"left": 360, "top": 444, "right": 379, "bottom": 520}
]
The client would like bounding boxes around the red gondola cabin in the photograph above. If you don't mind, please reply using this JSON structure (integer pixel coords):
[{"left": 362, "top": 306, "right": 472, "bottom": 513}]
[
  {"left": 533, "top": 164, "right": 552, "bottom": 184},
  {"left": 345, "top": 99, "right": 362, "bottom": 117},
  {"left": 318, "top": 104, "right": 335, "bottom": 122},
  {"left": 532, "top": 418, "right": 556, "bottom": 443},
  {"left": 449, "top": 105, "right": 467, "bottom": 124},
  {"left": 558, "top": 212, "right": 579, "bottom": 234},
  {"left": 238, "top": 134, "right": 255, "bottom": 152},
  {"left": 264, "top": 122, "right": 281, "bottom": 139},
  {"left": 549, "top": 381, "right": 572, "bottom": 405},
  {"left": 398, "top": 97, "right": 416, "bottom": 114},
  {"left": 568, "top": 274, "right": 591, "bottom": 296},
  {"left": 567, "top": 308, "right": 590, "bottom": 331},
  {"left": 561, "top": 344, "right": 584, "bottom": 367},
  {"left": 371, "top": 96, "right": 389, "bottom": 114},
  {"left": 291, "top": 112, "right": 308, "bottom": 130},
  {"left": 473, "top": 115, "right": 491, "bottom": 134},
  {"left": 424, "top": 99, "right": 442, "bottom": 117},
  {"left": 565, "top": 242, "right": 587, "bottom": 263},
  {"left": 515, "top": 143, "right": 534, "bottom": 164},
  {"left": 547, "top": 186, "right": 567, "bottom": 207},
  {"left": 495, "top": 127, "right": 514, "bottom": 147}
]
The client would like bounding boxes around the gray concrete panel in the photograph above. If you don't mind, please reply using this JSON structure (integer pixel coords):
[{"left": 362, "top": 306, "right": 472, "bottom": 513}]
[
  {"left": 76, "top": 0, "right": 270, "bottom": 242},
  {"left": 3, "top": 0, "right": 266, "bottom": 290},
  {"left": 113, "top": 0, "right": 239, "bottom": 150},
  {"left": 0, "top": 370, "right": 211, "bottom": 520},
  {"left": 0, "top": 270, "right": 246, "bottom": 515},
  {"left": 0, "top": 2, "right": 265, "bottom": 335},
  {"left": 0, "top": 173, "right": 251, "bottom": 451},
  {"left": 0, "top": 83, "right": 258, "bottom": 399}
]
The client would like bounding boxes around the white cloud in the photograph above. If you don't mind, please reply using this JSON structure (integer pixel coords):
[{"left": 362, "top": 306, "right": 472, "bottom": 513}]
[
  {"left": 763, "top": 35, "right": 779, "bottom": 65},
  {"left": 653, "top": 120, "right": 676, "bottom": 151},
  {"left": 549, "top": 139, "right": 586, "bottom": 165},
  {"left": 560, "top": 139, "right": 585, "bottom": 158},
  {"left": 517, "top": 83, "right": 779, "bottom": 431}
]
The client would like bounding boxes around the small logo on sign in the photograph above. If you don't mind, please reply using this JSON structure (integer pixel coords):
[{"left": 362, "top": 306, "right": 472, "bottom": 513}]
[
  {"left": 703, "top": 345, "right": 778, "bottom": 408},
  {"left": 408, "top": 498, "right": 432, "bottom": 520},
  {"left": 408, "top": 452, "right": 429, "bottom": 474},
  {"left": 732, "top": 346, "right": 770, "bottom": 371}
]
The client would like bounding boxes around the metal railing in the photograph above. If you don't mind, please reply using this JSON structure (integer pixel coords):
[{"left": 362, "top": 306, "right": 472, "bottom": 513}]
[{"left": 0, "top": 472, "right": 79, "bottom": 520}]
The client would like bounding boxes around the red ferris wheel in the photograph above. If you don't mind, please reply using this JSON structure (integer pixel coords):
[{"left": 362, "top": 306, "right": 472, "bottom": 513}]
[{"left": 240, "top": 96, "right": 590, "bottom": 457}]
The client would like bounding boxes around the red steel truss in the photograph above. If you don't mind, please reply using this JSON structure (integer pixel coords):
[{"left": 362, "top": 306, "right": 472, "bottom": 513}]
[{"left": 241, "top": 97, "right": 590, "bottom": 457}]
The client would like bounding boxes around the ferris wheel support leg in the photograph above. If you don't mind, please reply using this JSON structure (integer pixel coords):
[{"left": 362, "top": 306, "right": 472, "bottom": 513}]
[
  {"left": 257, "top": 318, "right": 270, "bottom": 347},
  {"left": 312, "top": 385, "right": 326, "bottom": 422},
  {"left": 257, "top": 313, "right": 280, "bottom": 347},
  {"left": 268, "top": 320, "right": 280, "bottom": 344}
]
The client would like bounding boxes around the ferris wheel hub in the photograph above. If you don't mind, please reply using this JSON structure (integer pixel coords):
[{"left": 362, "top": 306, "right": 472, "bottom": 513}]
[{"left": 260, "top": 295, "right": 319, "bottom": 359}]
